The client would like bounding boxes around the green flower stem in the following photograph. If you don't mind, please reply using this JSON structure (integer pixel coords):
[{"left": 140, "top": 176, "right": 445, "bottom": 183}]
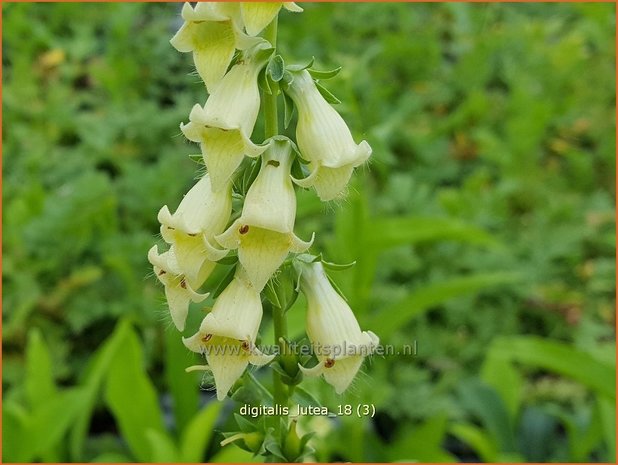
[
  {"left": 263, "top": 16, "right": 279, "bottom": 139},
  {"left": 262, "top": 15, "right": 289, "bottom": 438},
  {"left": 273, "top": 304, "right": 287, "bottom": 408}
]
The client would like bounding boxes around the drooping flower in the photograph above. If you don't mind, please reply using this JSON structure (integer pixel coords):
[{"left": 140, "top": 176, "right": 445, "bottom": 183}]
[
  {"left": 182, "top": 267, "right": 274, "bottom": 400},
  {"left": 240, "top": 2, "right": 303, "bottom": 36},
  {"left": 158, "top": 174, "right": 232, "bottom": 287},
  {"left": 285, "top": 70, "right": 372, "bottom": 201},
  {"left": 170, "top": 2, "right": 260, "bottom": 92},
  {"left": 180, "top": 43, "right": 272, "bottom": 191},
  {"left": 148, "top": 245, "right": 209, "bottom": 331},
  {"left": 216, "top": 138, "right": 313, "bottom": 291},
  {"left": 295, "top": 261, "right": 378, "bottom": 393}
]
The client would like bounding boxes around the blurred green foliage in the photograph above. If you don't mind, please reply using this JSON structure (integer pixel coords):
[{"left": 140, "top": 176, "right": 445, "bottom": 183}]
[{"left": 3, "top": 2, "right": 615, "bottom": 463}]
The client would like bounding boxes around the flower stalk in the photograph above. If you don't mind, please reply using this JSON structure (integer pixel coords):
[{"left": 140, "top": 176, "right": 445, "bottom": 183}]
[
  {"left": 262, "top": 15, "right": 290, "bottom": 437},
  {"left": 151, "top": 3, "right": 376, "bottom": 461}
]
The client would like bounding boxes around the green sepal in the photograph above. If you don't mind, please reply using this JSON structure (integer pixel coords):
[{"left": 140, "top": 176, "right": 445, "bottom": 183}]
[
  {"left": 279, "top": 420, "right": 315, "bottom": 462},
  {"left": 308, "top": 66, "right": 341, "bottom": 80},
  {"left": 267, "top": 54, "right": 285, "bottom": 82},
  {"left": 228, "top": 50, "right": 243, "bottom": 70},
  {"left": 234, "top": 413, "right": 259, "bottom": 433},
  {"left": 251, "top": 44, "right": 276, "bottom": 67},
  {"left": 270, "top": 361, "right": 303, "bottom": 386},
  {"left": 321, "top": 257, "right": 356, "bottom": 271},
  {"left": 282, "top": 420, "right": 302, "bottom": 462},
  {"left": 258, "top": 67, "right": 273, "bottom": 95},
  {"left": 295, "top": 253, "right": 320, "bottom": 264},
  {"left": 262, "top": 430, "right": 287, "bottom": 462},
  {"left": 281, "top": 70, "right": 294, "bottom": 89},
  {"left": 263, "top": 280, "right": 282, "bottom": 309},
  {"left": 220, "top": 430, "right": 264, "bottom": 455},
  {"left": 299, "top": 432, "right": 316, "bottom": 452},
  {"left": 287, "top": 56, "right": 315, "bottom": 72},
  {"left": 188, "top": 153, "right": 204, "bottom": 165},
  {"left": 212, "top": 264, "right": 237, "bottom": 299},
  {"left": 230, "top": 383, "right": 263, "bottom": 407},
  {"left": 315, "top": 80, "right": 341, "bottom": 104},
  {"left": 282, "top": 91, "right": 295, "bottom": 129},
  {"left": 263, "top": 263, "right": 299, "bottom": 312}
]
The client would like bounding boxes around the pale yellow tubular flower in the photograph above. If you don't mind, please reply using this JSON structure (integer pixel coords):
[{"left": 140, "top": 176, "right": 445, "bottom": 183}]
[
  {"left": 182, "top": 267, "right": 274, "bottom": 400},
  {"left": 180, "top": 43, "right": 272, "bottom": 191},
  {"left": 286, "top": 70, "right": 372, "bottom": 201},
  {"left": 296, "top": 261, "right": 378, "bottom": 393},
  {"left": 157, "top": 174, "right": 232, "bottom": 288},
  {"left": 216, "top": 139, "right": 314, "bottom": 291},
  {"left": 240, "top": 2, "right": 303, "bottom": 36},
  {"left": 170, "top": 2, "right": 260, "bottom": 92},
  {"left": 148, "top": 245, "right": 208, "bottom": 331}
]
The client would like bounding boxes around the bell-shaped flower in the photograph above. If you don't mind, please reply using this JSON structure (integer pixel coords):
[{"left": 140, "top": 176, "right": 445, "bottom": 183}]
[
  {"left": 158, "top": 174, "right": 232, "bottom": 287},
  {"left": 286, "top": 70, "right": 372, "bottom": 201},
  {"left": 148, "top": 245, "right": 209, "bottom": 331},
  {"left": 170, "top": 2, "right": 261, "bottom": 92},
  {"left": 182, "top": 267, "right": 274, "bottom": 400},
  {"left": 240, "top": 2, "right": 303, "bottom": 36},
  {"left": 216, "top": 138, "right": 313, "bottom": 291},
  {"left": 180, "top": 44, "right": 272, "bottom": 191},
  {"left": 296, "top": 261, "right": 379, "bottom": 393}
]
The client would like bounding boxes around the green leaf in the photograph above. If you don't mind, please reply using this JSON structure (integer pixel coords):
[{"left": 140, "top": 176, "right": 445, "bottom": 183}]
[
  {"left": 369, "top": 272, "right": 522, "bottom": 339},
  {"left": 267, "top": 54, "right": 285, "bottom": 82},
  {"left": 242, "top": 158, "right": 262, "bottom": 195},
  {"left": 90, "top": 452, "right": 133, "bottom": 462},
  {"left": 387, "top": 414, "right": 456, "bottom": 462},
  {"left": 2, "top": 401, "right": 30, "bottom": 462},
  {"left": 488, "top": 336, "right": 616, "bottom": 400},
  {"left": 29, "top": 388, "right": 89, "bottom": 461},
  {"left": 179, "top": 402, "right": 223, "bottom": 463},
  {"left": 548, "top": 403, "right": 602, "bottom": 461},
  {"left": 457, "top": 380, "right": 517, "bottom": 453},
  {"left": 290, "top": 157, "right": 308, "bottom": 183},
  {"left": 480, "top": 348, "right": 523, "bottom": 419},
  {"left": 518, "top": 406, "right": 560, "bottom": 462},
  {"left": 25, "top": 328, "right": 57, "bottom": 411},
  {"left": 599, "top": 396, "right": 616, "bottom": 461},
  {"left": 308, "top": 66, "right": 342, "bottom": 80},
  {"left": 364, "top": 216, "right": 499, "bottom": 250},
  {"left": 104, "top": 326, "right": 165, "bottom": 462},
  {"left": 291, "top": 386, "right": 323, "bottom": 409},
  {"left": 70, "top": 319, "right": 133, "bottom": 460},
  {"left": 315, "top": 81, "right": 341, "bottom": 104},
  {"left": 449, "top": 423, "right": 498, "bottom": 462},
  {"left": 216, "top": 253, "right": 239, "bottom": 266},
  {"left": 165, "top": 328, "right": 198, "bottom": 434},
  {"left": 146, "top": 429, "right": 180, "bottom": 463}
]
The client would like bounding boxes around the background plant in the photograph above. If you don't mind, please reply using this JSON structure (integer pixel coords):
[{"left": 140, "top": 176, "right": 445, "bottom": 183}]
[{"left": 3, "top": 2, "right": 615, "bottom": 463}]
